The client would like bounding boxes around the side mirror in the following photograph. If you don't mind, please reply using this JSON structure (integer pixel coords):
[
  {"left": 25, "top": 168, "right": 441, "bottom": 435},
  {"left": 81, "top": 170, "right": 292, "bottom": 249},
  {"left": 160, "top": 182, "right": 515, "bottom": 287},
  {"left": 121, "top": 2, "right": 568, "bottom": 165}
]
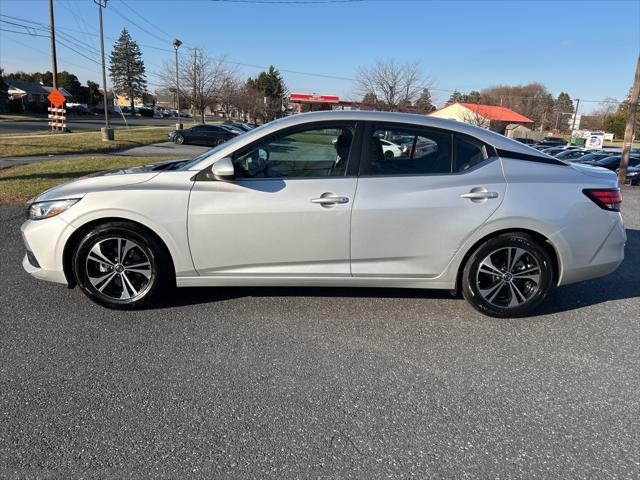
[
  {"left": 212, "top": 157, "right": 235, "bottom": 181},
  {"left": 258, "top": 148, "right": 269, "bottom": 162}
]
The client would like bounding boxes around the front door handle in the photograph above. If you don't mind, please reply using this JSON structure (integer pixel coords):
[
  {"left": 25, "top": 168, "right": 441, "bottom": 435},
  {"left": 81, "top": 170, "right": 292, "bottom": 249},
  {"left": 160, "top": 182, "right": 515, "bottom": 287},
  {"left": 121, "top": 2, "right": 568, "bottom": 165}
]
[
  {"left": 460, "top": 187, "right": 499, "bottom": 202},
  {"left": 311, "top": 193, "right": 350, "bottom": 206}
]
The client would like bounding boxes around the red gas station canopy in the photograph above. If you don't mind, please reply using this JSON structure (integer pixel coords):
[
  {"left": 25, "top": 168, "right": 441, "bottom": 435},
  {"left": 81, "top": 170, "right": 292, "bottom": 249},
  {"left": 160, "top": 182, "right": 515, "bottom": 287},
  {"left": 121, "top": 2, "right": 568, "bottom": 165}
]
[{"left": 290, "top": 93, "right": 340, "bottom": 103}]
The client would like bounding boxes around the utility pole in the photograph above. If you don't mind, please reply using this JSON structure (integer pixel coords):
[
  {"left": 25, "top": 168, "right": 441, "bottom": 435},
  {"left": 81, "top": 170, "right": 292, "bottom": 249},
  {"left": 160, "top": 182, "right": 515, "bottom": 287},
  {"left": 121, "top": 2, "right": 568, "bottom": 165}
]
[
  {"left": 618, "top": 55, "right": 640, "bottom": 186},
  {"left": 570, "top": 98, "right": 580, "bottom": 132},
  {"left": 173, "top": 38, "right": 182, "bottom": 130},
  {"left": 191, "top": 48, "right": 197, "bottom": 124},
  {"left": 48, "top": 0, "right": 58, "bottom": 90},
  {"left": 95, "top": 0, "right": 114, "bottom": 141}
]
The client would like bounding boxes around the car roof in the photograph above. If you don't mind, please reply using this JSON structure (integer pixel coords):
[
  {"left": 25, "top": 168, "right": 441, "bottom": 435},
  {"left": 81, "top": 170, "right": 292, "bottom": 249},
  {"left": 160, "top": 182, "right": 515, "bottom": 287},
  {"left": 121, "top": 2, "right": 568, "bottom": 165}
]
[
  {"left": 261, "top": 110, "right": 545, "bottom": 153},
  {"left": 188, "top": 110, "right": 557, "bottom": 169}
]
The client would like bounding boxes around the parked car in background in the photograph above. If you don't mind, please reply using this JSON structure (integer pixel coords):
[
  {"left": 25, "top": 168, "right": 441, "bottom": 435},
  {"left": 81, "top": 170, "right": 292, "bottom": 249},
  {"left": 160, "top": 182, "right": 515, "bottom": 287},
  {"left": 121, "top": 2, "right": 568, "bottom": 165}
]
[
  {"left": 618, "top": 165, "right": 640, "bottom": 185},
  {"left": 21, "top": 111, "right": 625, "bottom": 318},
  {"left": 541, "top": 147, "right": 566, "bottom": 156},
  {"left": 586, "top": 154, "right": 640, "bottom": 171},
  {"left": 223, "top": 121, "right": 253, "bottom": 132},
  {"left": 168, "top": 124, "right": 238, "bottom": 146},
  {"left": 536, "top": 136, "right": 567, "bottom": 147},
  {"left": 219, "top": 124, "right": 246, "bottom": 135},
  {"left": 380, "top": 139, "right": 404, "bottom": 158},
  {"left": 555, "top": 149, "right": 588, "bottom": 161},
  {"left": 513, "top": 137, "right": 537, "bottom": 145},
  {"left": 572, "top": 152, "right": 614, "bottom": 164}
]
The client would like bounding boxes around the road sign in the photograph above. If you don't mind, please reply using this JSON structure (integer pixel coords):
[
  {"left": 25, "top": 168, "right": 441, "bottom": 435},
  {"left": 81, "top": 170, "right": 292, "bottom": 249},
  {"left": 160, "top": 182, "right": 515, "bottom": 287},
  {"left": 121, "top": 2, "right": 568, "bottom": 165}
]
[{"left": 47, "top": 88, "right": 66, "bottom": 108}]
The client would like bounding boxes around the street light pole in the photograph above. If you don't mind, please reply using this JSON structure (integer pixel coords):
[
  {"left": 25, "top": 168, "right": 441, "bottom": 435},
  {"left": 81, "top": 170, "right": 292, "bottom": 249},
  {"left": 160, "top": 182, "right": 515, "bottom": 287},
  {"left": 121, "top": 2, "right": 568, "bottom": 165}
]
[
  {"left": 173, "top": 38, "right": 183, "bottom": 130},
  {"left": 95, "top": 0, "right": 114, "bottom": 141}
]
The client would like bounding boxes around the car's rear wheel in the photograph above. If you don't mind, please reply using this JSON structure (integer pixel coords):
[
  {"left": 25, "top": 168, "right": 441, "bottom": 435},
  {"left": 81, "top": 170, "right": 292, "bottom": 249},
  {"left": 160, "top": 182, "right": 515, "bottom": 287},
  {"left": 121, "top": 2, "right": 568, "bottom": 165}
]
[
  {"left": 72, "top": 222, "right": 171, "bottom": 309},
  {"left": 462, "top": 233, "right": 553, "bottom": 318},
  {"left": 174, "top": 134, "right": 184, "bottom": 145},
  {"left": 215, "top": 138, "right": 224, "bottom": 146}
]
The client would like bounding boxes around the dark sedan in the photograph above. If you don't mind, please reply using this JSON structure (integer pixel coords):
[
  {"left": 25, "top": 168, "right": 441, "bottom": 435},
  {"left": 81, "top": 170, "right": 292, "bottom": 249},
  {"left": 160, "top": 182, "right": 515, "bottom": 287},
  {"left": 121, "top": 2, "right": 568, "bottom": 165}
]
[
  {"left": 555, "top": 149, "right": 588, "bottom": 161},
  {"left": 571, "top": 152, "right": 615, "bottom": 164},
  {"left": 168, "top": 124, "right": 238, "bottom": 146},
  {"left": 536, "top": 136, "right": 568, "bottom": 147},
  {"left": 586, "top": 154, "right": 640, "bottom": 171},
  {"left": 618, "top": 165, "right": 640, "bottom": 185}
]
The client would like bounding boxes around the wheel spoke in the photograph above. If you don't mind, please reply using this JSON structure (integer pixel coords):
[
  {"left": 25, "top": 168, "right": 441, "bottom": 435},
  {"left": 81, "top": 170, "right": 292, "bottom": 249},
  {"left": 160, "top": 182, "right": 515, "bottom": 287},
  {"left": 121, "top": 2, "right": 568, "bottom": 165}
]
[
  {"left": 125, "top": 268, "right": 151, "bottom": 279},
  {"left": 89, "top": 243, "right": 114, "bottom": 266},
  {"left": 509, "top": 248, "right": 527, "bottom": 272},
  {"left": 480, "top": 280, "right": 506, "bottom": 303},
  {"left": 479, "top": 256, "right": 503, "bottom": 276},
  {"left": 125, "top": 261, "right": 151, "bottom": 269},
  {"left": 95, "top": 272, "right": 117, "bottom": 293},
  {"left": 121, "top": 240, "right": 137, "bottom": 264},
  {"left": 121, "top": 272, "right": 138, "bottom": 298},
  {"left": 508, "top": 282, "right": 526, "bottom": 307}
]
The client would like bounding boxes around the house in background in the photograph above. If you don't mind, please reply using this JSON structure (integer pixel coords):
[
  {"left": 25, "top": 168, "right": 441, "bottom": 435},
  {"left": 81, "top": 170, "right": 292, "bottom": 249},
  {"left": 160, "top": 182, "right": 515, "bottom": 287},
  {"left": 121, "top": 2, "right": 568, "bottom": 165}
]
[
  {"left": 504, "top": 123, "right": 534, "bottom": 139},
  {"left": 7, "top": 80, "right": 72, "bottom": 113},
  {"left": 429, "top": 102, "right": 534, "bottom": 134}
]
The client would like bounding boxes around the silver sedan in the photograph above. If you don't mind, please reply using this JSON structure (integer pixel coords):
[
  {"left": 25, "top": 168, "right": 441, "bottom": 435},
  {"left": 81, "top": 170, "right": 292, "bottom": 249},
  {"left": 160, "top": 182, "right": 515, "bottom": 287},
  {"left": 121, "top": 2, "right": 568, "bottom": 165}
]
[{"left": 21, "top": 111, "right": 625, "bottom": 317}]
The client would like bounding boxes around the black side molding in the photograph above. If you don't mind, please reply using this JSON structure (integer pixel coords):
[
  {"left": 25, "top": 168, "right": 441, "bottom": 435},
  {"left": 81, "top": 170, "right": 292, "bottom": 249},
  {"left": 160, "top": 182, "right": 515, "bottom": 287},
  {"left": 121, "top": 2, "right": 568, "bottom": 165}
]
[{"left": 496, "top": 149, "right": 567, "bottom": 166}]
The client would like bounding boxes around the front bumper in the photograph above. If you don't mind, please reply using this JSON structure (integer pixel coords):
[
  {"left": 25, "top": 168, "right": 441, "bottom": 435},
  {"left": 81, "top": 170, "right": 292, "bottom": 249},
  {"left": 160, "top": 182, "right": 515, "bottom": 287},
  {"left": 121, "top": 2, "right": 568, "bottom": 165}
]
[{"left": 21, "top": 216, "right": 76, "bottom": 285}]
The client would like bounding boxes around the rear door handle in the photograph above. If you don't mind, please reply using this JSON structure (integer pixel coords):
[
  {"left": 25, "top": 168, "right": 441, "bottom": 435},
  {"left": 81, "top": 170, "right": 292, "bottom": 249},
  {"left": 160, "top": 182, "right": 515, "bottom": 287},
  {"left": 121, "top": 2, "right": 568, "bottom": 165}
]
[
  {"left": 460, "top": 192, "right": 498, "bottom": 199},
  {"left": 460, "top": 188, "right": 499, "bottom": 202},
  {"left": 311, "top": 194, "right": 350, "bottom": 205}
]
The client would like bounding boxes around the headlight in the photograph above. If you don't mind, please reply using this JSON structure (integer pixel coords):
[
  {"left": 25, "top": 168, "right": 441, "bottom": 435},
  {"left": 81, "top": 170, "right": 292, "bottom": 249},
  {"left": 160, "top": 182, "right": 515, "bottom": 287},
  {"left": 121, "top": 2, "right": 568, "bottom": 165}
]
[{"left": 28, "top": 198, "right": 81, "bottom": 220}]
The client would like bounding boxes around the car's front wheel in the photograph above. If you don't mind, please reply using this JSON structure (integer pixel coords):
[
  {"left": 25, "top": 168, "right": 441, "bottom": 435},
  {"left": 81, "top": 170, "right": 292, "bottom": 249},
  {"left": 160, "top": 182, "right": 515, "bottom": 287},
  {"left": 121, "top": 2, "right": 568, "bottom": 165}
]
[
  {"left": 72, "top": 222, "right": 171, "bottom": 309},
  {"left": 173, "top": 134, "right": 184, "bottom": 145},
  {"left": 462, "top": 233, "right": 553, "bottom": 318}
]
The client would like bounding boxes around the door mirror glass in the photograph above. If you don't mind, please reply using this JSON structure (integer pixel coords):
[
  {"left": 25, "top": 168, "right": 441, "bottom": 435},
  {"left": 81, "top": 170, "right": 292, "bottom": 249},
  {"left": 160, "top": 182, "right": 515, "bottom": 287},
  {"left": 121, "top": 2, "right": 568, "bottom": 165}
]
[
  {"left": 258, "top": 148, "right": 269, "bottom": 162},
  {"left": 212, "top": 157, "right": 235, "bottom": 181}
]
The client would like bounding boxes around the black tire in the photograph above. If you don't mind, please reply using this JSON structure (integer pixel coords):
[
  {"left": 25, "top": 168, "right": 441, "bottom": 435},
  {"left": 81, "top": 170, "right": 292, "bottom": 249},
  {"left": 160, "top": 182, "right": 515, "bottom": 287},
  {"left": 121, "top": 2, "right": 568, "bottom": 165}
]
[
  {"left": 174, "top": 134, "right": 184, "bottom": 145},
  {"left": 384, "top": 150, "right": 394, "bottom": 160},
  {"left": 72, "top": 221, "right": 172, "bottom": 309},
  {"left": 462, "top": 233, "right": 553, "bottom": 318},
  {"left": 215, "top": 137, "right": 225, "bottom": 146}
]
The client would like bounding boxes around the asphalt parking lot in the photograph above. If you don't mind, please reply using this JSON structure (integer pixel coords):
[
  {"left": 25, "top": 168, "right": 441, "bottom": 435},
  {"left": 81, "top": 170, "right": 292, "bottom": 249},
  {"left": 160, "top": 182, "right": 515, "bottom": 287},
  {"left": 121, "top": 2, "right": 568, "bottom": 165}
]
[{"left": 0, "top": 190, "right": 638, "bottom": 478}]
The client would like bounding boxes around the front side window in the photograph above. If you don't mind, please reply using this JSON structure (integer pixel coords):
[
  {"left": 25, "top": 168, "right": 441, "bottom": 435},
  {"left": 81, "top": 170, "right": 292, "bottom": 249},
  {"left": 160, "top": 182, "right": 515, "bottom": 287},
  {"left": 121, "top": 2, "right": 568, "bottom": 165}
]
[
  {"left": 233, "top": 124, "right": 355, "bottom": 178},
  {"left": 366, "top": 126, "right": 452, "bottom": 175}
]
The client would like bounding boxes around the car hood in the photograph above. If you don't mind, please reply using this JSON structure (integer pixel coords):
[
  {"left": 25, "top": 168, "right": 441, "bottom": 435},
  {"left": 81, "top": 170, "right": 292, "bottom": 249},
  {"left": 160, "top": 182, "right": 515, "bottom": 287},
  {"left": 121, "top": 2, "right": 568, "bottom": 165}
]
[{"left": 32, "top": 159, "right": 186, "bottom": 203}]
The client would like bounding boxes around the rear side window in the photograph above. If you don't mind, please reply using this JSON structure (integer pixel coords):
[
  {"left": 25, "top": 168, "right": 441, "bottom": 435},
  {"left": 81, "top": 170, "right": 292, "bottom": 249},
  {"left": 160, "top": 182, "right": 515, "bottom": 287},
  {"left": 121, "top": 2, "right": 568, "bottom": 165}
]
[
  {"left": 365, "top": 125, "right": 452, "bottom": 175},
  {"left": 454, "top": 135, "right": 490, "bottom": 172}
]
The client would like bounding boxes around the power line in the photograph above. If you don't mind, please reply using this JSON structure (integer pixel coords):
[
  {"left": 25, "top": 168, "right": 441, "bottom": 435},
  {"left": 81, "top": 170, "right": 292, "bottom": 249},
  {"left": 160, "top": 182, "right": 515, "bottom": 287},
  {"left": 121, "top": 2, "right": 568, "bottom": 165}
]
[
  {"left": 108, "top": 4, "right": 172, "bottom": 43},
  {"left": 116, "top": 0, "right": 173, "bottom": 40},
  {"left": 0, "top": 14, "right": 629, "bottom": 106}
]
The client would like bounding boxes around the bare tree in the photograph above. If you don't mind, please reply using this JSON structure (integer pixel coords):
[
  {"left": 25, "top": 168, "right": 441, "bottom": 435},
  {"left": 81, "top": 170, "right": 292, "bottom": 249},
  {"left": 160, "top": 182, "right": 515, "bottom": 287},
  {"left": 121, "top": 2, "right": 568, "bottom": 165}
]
[
  {"left": 355, "top": 59, "right": 427, "bottom": 112},
  {"left": 218, "top": 74, "right": 242, "bottom": 119},
  {"left": 158, "top": 48, "right": 234, "bottom": 123}
]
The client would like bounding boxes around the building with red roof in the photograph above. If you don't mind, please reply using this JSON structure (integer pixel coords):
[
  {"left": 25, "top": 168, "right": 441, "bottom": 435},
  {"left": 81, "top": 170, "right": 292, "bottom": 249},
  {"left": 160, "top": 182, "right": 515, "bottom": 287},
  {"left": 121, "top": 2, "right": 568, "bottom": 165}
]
[{"left": 429, "top": 102, "right": 534, "bottom": 134}]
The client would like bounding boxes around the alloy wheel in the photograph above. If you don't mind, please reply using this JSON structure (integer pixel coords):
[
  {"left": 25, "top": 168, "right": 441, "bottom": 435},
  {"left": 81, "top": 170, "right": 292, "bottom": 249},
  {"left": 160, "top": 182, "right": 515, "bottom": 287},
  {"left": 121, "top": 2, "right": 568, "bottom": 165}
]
[
  {"left": 85, "top": 237, "right": 153, "bottom": 301},
  {"left": 476, "top": 246, "right": 541, "bottom": 308}
]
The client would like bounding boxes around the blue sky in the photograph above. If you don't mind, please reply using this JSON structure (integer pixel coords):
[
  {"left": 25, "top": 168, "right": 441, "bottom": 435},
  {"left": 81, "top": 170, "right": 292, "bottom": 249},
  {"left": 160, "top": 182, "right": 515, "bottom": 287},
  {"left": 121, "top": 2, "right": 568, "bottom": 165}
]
[{"left": 1, "top": 0, "right": 638, "bottom": 112}]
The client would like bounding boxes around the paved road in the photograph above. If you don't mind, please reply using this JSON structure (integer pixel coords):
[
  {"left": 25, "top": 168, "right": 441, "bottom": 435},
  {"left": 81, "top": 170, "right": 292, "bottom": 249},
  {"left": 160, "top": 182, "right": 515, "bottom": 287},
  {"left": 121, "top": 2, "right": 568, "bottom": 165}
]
[
  {"left": 0, "top": 115, "right": 225, "bottom": 135},
  {"left": 0, "top": 191, "right": 638, "bottom": 478},
  {"left": 0, "top": 116, "right": 179, "bottom": 135}
]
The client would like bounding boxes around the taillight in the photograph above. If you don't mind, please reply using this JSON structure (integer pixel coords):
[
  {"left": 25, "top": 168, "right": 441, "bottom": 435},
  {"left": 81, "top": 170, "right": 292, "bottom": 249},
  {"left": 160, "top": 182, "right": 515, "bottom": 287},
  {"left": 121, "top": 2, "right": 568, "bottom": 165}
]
[{"left": 583, "top": 188, "right": 622, "bottom": 212}]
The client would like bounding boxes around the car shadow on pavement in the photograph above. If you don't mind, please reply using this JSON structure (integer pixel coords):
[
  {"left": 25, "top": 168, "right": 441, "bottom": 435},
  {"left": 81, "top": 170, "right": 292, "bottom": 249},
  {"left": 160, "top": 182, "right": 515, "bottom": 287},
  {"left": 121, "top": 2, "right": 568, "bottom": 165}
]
[{"left": 157, "top": 229, "right": 640, "bottom": 316}]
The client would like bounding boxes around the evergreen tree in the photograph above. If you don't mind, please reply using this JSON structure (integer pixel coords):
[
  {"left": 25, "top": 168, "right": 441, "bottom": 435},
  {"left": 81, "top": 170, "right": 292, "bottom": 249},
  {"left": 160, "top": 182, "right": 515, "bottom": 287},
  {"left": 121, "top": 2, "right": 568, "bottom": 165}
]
[
  {"left": 448, "top": 90, "right": 463, "bottom": 104},
  {"left": 0, "top": 69, "right": 8, "bottom": 113},
  {"left": 554, "top": 92, "right": 574, "bottom": 114},
  {"left": 414, "top": 88, "right": 436, "bottom": 113},
  {"left": 461, "top": 90, "right": 482, "bottom": 103},
  {"left": 86, "top": 80, "right": 102, "bottom": 106},
  {"left": 247, "top": 66, "right": 287, "bottom": 120},
  {"left": 109, "top": 28, "right": 147, "bottom": 112}
]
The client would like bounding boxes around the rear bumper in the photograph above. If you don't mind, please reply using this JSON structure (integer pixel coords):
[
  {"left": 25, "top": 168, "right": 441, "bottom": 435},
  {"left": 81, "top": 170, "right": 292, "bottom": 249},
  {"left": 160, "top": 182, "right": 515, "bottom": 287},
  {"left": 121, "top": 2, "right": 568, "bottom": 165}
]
[{"left": 555, "top": 215, "right": 626, "bottom": 285}]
